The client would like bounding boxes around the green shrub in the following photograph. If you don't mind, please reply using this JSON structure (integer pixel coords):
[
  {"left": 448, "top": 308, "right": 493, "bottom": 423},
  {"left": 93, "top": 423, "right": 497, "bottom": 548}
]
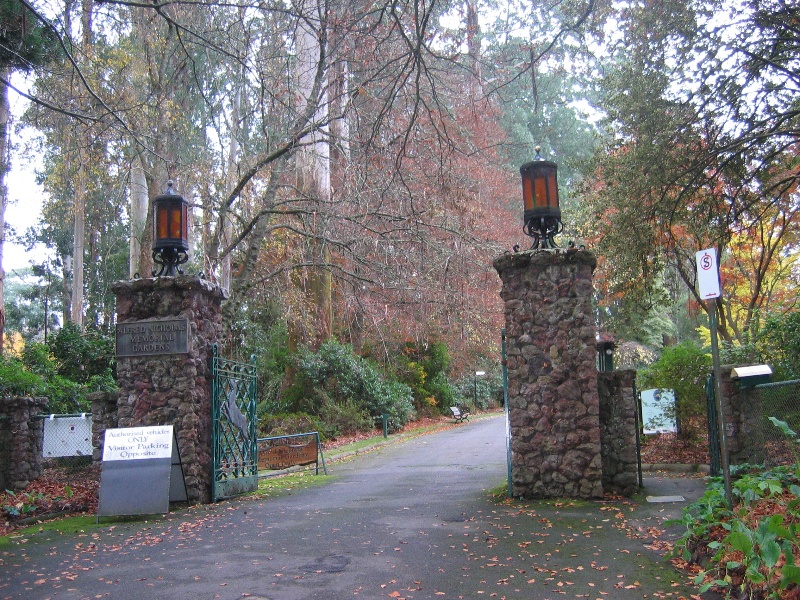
[
  {"left": 318, "top": 397, "right": 373, "bottom": 438},
  {"left": 258, "top": 412, "right": 324, "bottom": 439},
  {"left": 21, "top": 342, "right": 57, "bottom": 379},
  {"left": 43, "top": 375, "right": 88, "bottom": 413},
  {"left": 362, "top": 379, "right": 414, "bottom": 432},
  {"left": 759, "top": 311, "right": 800, "bottom": 380},
  {"left": 0, "top": 357, "right": 44, "bottom": 397},
  {"left": 674, "top": 463, "right": 800, "bottom": 598},
  {"left": 86, "top": 369, "right": 118, "bottom": 394},
  {"left": 394, "top": 340, "right": 455, "bottom": 413},
  {"left": 48, "top": 322, "right": 115, "bottom": 384},
  {"left": 0, "top": 332, "right": 116, "bottom": 412},
  {"left": 425, "top": 372, "right": 456, "bottom": 415},
  {"left": 638, "top": 341, "right": 711, "bottom": 438},
  {"left": 291, "top": 339, "right": 413, "bottom": 432}
]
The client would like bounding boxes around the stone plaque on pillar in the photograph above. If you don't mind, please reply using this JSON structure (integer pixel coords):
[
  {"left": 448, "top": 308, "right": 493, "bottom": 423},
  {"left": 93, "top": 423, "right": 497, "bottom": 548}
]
[{"left": 494, "top": 249, "right": 602, "bottom": 499}]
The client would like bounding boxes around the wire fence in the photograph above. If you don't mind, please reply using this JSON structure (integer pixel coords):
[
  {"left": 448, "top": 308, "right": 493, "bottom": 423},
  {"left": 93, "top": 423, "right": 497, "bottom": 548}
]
[
  {"left": 744, "top": 380, "right": 800, "bottom": 469},
  {"left": 37, "top": 413, "right": 94, "bottom": 470}
]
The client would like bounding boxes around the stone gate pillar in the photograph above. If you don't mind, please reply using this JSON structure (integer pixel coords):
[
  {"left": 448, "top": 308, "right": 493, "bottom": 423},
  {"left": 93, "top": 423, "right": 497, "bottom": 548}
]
[
  {"left": 111, "top": 276, "right": 225, "bottom": 503},
  {"left": 494, "top": 249, "right": 602, "bottom": 499}
]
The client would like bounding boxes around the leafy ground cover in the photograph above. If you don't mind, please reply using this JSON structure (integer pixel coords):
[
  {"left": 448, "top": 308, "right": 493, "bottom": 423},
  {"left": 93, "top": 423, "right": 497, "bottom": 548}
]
[
  {"left": 672, "top": 466, "right": 800, "bottom": 599},
  {"left": 640, "top": 431, "right": 710, "bottom": 466},
  {"left": 0, "top": 466, "right": 99, "bottom": 537},
  {"left": 671, "top": 418, "right": 800, "bottom": 599}
]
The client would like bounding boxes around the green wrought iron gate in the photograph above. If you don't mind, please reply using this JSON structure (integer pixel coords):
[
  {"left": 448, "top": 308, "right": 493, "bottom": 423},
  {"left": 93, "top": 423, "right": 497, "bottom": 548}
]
[{"left": 211, "top": 344, "right": 258, "bottom": 501}]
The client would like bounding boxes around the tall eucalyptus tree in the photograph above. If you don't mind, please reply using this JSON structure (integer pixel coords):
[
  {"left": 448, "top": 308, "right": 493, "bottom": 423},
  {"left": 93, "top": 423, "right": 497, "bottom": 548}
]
[
  {"left": 12, "top": 0, "right": 610, "bottom": 369},
  {"left": 0, "top": 0, "right": 57, "bottom": 353}
]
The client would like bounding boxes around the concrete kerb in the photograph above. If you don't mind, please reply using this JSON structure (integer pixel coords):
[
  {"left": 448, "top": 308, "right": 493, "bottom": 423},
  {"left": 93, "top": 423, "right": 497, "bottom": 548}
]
[{"left": 643, "top": 463, "right": 711, "bottom": 474}]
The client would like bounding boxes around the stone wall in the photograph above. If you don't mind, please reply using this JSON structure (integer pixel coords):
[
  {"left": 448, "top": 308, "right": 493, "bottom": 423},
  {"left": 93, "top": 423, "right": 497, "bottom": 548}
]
[
  {"left": 716, "top": 366, "right": 774, "bottom": 466},
  {"left": 494, "top": 249, "right": 603, "bottom": 499},
  {"left": 112, "top": 276, "right": 225, "bottom": 503},
  {"left": 89, "top": 391, "right": 119, "bottom": 462},
  {"left": 0, "top": 396, "right": 48, "bottom": 491},
  {"left": 599, "top": 370, "right": 640, "bottom": 496}
]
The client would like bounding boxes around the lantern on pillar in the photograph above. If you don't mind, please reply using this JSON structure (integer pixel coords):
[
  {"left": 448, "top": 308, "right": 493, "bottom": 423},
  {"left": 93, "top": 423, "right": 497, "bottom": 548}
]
[
  {"left": 520, "top": 147, "right": 562, "bottom": 249},
  {"left": 152, "top": 181, "right": 189, "bottom": 277}
]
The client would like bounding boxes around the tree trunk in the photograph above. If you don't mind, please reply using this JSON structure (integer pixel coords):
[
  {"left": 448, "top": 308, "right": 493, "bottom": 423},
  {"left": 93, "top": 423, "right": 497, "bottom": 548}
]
[
  {"left": 294, "top": 0, "right": 332, "bottom": 349},
  {"left": 0, "top": 70, "right": 9, "bottom": 355},
  {"left": 221, "top": 70, "right": 243, "bottom": 292},
  {"left": 129, "top": 154, "right": 148, "bottom": 277},
  {"left": 71, "top": 159, "right": 85, "bottom": 328}
]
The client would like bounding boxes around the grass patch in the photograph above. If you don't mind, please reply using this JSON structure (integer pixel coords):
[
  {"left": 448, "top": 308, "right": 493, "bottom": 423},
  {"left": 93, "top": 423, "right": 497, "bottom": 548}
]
[
  {"left": 489, "top": 482, "right": 512, "bottom": 502},
  {"left": 252, "top": 471, "right": 332, "bottom": 499},
  {"left": 0, "top": 514, "right": 100, "bottom": 547}
]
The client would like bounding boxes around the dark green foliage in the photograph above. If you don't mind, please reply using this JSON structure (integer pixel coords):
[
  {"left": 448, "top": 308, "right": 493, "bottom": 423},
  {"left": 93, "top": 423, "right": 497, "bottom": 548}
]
[
  {"left": 47, "top": 322, "right": 115, "bottom": 384},
  {"left": 720, "top": 340, "right": 763, "bottom": 369},
  {"left": 258, "top": 413, "right": 325, "bottom": 439},
  {"left": 21, "top": 342, "right": 57, "bottom": 379},
  {"left": 425, "top": 372, "right": 456, "bottom": 412},
  {"left": 638, "top": 341, "right": 711, "bottom": 438},
  {"left": 290, "top": 339, "right": 413, "bottom": 433},
  {"left": 394, "top": 340, "right": 457, "bottom": 416},
  {"left": 0, "top": 0, "right": 59, "bottom": 70},
  {"left": 41, "top": 375, "right": 88, "bottom": 414},
  {"left": 758, "top": 312, "right": 800, "bottom": 381},
  {"left": 673, "top": 458, "right": 800, "bottom": 598},
  {"left": 318, "top": 396, "right": 373, "bottom": 439},
  {"left": 227, "top": 303, "right": 289, "bottom": 412},
  {"left": 19, "top": 342, "right": 87, "bottom": 412},
  {"left": 453, "top": 371, "right": 502, "bottom": 411},
  {"left": 0, "top": 356, "right": 44, "bottom": 397},
  {"left": 3, "top": 332, "right": 118, "bottom": 413}
]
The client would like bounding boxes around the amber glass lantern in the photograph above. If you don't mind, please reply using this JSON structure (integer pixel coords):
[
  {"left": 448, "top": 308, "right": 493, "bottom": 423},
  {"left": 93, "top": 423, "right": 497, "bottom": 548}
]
[
  {"left": 152, "top": 181, "right": 189, "bottom": 276},
  {"left": 520, "top": 147, "right": 562, "bottom": 248}
]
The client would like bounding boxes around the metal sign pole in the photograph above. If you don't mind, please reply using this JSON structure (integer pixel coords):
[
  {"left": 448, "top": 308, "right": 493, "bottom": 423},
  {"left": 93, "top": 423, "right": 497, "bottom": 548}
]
[
  {"left": 696, "top": 248, "right": 732, "bottom": 509},
  {"left": 709, "top": 298, "right": 733, "bottom": 510}
]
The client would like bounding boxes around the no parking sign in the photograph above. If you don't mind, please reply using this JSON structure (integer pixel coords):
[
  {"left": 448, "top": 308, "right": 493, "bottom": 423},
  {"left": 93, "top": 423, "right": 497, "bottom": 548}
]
[{"left": 696, "top": 248, "right": 721, "bottom": 299}]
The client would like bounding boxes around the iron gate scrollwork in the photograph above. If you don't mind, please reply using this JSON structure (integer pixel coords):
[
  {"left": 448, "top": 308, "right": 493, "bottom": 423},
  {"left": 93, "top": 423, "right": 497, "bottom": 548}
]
[{"left": 211, "top": 344, "right": 258, "bottom": 501}]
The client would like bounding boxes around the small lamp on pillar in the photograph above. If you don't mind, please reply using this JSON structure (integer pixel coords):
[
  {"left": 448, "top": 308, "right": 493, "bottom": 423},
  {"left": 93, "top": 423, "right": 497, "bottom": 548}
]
[
  {"left": 152, "top": 181, "right": 190, "bottom": 277},
  {"left": 596, "top": 337, "right": 616, "bottom": 372},
  {"left": 521, "top": 147, "right": 562, "bottom": 249}
]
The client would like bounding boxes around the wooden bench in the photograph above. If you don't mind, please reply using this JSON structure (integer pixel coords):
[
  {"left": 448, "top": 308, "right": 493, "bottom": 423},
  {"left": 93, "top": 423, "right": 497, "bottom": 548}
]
[{"left": 450, "top": 406, "right": 470, "bottom": 423}]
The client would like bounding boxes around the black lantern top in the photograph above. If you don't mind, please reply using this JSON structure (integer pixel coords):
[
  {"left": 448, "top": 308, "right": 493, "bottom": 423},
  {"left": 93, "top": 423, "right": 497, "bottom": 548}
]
[
  {"left": 152, "top": 181, "right": 189, "bottom": 276},
  {"left": 520, "top": 147, "right": 562, "bottom": 248}
]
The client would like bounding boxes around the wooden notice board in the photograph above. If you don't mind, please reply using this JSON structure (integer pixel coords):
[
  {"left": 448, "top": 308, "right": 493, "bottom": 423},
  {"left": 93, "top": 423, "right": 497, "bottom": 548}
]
[{"left": 257, "top": 432, "right": 326, "bottom": 474}]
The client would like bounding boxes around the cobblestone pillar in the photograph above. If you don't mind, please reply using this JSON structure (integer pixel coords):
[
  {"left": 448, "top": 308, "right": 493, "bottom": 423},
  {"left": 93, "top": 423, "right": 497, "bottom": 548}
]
[
  {"left": 494, "top": 249, "right": 602, "bottom": 499},
  {"left": 111, "top": 276, "right": 225, "bottom": 503},
  {"left": 599, "top": 370, "right": 640, "bottom": 495}
]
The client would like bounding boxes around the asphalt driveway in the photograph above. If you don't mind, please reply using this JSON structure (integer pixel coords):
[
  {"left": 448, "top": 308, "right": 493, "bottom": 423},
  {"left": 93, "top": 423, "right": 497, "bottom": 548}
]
[{"left": 0, "top": 415, "right": 713, "bottom": 599}]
